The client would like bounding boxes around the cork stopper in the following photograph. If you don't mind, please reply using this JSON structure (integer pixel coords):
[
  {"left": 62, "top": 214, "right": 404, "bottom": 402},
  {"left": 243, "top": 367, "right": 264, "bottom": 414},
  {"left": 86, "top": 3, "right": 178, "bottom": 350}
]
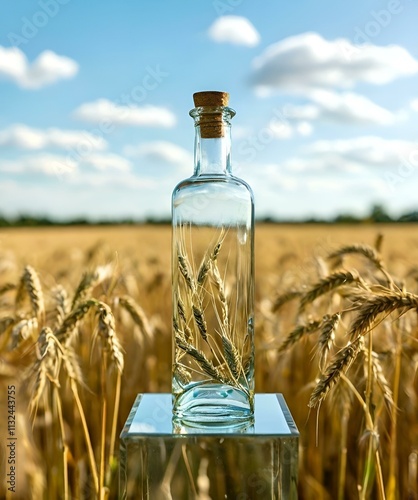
[
  {"left": 193, "top": 91, "right": 229, "bottom": 108},
  {"left": 192, "top": 91, "right": 230, "bottom": 139}
]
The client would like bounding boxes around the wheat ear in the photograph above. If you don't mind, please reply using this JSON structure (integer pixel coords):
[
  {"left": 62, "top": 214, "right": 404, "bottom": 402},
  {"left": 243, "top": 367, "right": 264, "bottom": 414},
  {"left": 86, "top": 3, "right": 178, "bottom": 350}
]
[
  {"left": 300, "top": 270, "right": 364, "bottom": 311},
  {"left": 29, "top": 327, "right": 59, "bottom": 416},
  {"left": 278, "top": 319, "right": 322, "bottom": 353},
  {"left": 329, "top": 244, "right": 383, "bottom": 270},
  {"left": 71, "top": 264, "right": 112, "bottom": 309},
  {"left": 197, "top": 235, "right": 224, "bottom": 286},
  {"left": 221, "top": 335, "right": 242, "bottom": 379},
  {"left": 178, "top": 253, "right": 196, "bottom": 293},
  {"left": 175, "top": 335, "right": 229, "bottom": 384},
  {"left": 118, "top": 295, "right": 153, "bottom": 342},
  {"left": 11, "top": 317, "right": 38, "bottom": 349},
  {"left": 328, "top": 243, "right": 393, "bottom": 284},
  {"left": 348, "top": 291, "right": 418, "bottom": 339},
  {"left": 55, "top": 298, "right": 98, "bottom": 342},
  {"left": 0, "top": 283, "right": 16, "bottom": 296},
  {"left": 368, "top": 350, "right": 394, "bottom": 409},
  {"left": 21, "top": 265, "right": 45, "bottom": 323},
  {"left": 0, "top": 317, "right": 14, "bottom": 335},
  {"left": 176, "top": 297, "right": 193, "bottom": 341},
  {"left": 309, "top": 338, "right": 363, "bottom": 408},
  {"left": 271, "top": 290, "right": 301, "bottom": 313},
  {"left": 96, "top": 302, "right": 124, "bottom": 373},
  {"left": 318, "top": 313, "right": 340, "bottom": 371},
  {"left": 52, "top": 285, "right": 69, "bottom": 328},
  {"left": 211, "top": 262, "right": 229, "bottom": 333}
]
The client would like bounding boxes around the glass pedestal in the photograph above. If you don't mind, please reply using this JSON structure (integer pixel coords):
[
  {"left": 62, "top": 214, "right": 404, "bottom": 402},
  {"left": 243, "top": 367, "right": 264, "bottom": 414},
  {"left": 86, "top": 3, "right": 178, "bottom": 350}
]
[{"left": 120, "top": 393, "right": 298, "bottom": 499}]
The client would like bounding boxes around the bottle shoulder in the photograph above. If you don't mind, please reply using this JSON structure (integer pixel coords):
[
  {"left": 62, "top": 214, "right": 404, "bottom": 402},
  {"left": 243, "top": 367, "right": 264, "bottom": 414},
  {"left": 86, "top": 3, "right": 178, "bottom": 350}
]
[{"left": 172, "top": 174, "right": 254, "bottom": 200}]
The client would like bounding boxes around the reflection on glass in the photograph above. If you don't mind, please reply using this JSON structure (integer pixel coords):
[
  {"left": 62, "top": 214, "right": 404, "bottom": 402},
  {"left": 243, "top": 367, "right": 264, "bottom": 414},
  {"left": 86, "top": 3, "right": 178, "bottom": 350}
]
[{"left": 120, "top": 394, "right": 299, "bottom": 499}]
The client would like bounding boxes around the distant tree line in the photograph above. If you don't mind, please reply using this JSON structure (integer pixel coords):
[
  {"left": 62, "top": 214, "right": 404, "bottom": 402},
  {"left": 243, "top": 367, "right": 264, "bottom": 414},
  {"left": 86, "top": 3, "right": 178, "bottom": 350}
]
[{"left": 0, "top": 205, "right": 417, "bottom": 227}]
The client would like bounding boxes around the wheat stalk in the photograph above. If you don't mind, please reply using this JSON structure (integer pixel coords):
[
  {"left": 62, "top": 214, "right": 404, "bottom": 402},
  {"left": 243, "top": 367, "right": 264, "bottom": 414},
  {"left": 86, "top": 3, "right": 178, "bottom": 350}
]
[
  {"left": 175, "top": 335, "right": 229, "bottom": 384},
  {"left": 0, "top": 282, "right": 16, "bottom": 296},
  {"left": 29, "top": 327, "right": 60, "bottom": 416},
  {"left": 18, "top": 265, "right": 45, "bottom": 323},
  {"left": 329, "top": 244, "right": 383, "bottom": 271},
  {"left": 221, "top": 335, "right": 242, "bottom": 380},
  {"left": 0, "top": 316, "right": 14, "bottom": 335},
  {"left": 318, "top": 313, "right": 340, "bottom": 371},
  {"left": 368, "top": 350, "right": 394, "bottom": 409},
  {"left": 51, "top": 285, "right": 69, "bottom": 328},
  {"left": 52, "top": 383, "right": 69, "bottom": 500},
  {"left": 197, "top": 236, "right": 224, "bottom": 287},
  {"left": 300, "top": 270, "right": 364, "bottom": 311},
  {"left": 374, "top": 233, "right": 384, "bottom": 252},
  {"left": 71, "top": 264, "right": 112, "bottom": 309},
  {"left": 191, "top": 304, "right": 208, "bottom": 341},
  {"left": 11, "top": 317, "right": 38, "bottom": 349},
  {"left": 175, "top": 298, "right": 193, "bottom": 342},
  {"left": 118, "top": 295, "right": 153, "bottom": 342},
  {"left": 197, "top": 259, "right": 211, "bottom": 287},
  {"left": 15, "top": 277, "right": 26, "bottom": 311},
  {"left": 178, "top": 253, "right": 196, "bottom": 293},
  {"left": 271, "top": 290, "right": 301, "bottom": 313},
  {"left": 328, "top": 243, "right": 393, "bottom": 285},
  {"left": 211, "top": 262, "right": 229, "bottom": 333},
  {"left": 55, "top": 298, "right": 99, "bottom": 342},
  {"left": 57, "top": 338, "right": 99, "bottom": 494},
  {"left": 96, "top": 302, "right": 124, "bottom": 373},
  {"left": 309, "top": 338, "right": 363, "bottom": 408},
  {"left": 278, "top": 319, "right": 322, "bottom": 353},
  {"left": 177, "top": 296, "right": 187, "bottom": 323},
  {"left": 348, "top": 290, "right": 418, "bottom": 339}
]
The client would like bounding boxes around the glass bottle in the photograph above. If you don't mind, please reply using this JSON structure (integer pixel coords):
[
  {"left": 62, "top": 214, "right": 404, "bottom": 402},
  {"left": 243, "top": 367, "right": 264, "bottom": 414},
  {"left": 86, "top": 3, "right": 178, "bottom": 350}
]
[{"left": 172, "top": 91, "right": 254, "bottom": 425}]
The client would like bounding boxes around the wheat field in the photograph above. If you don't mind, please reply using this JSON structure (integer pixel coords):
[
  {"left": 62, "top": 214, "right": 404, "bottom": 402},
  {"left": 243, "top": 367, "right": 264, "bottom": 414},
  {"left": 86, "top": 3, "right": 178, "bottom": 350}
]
[{"left": 0, "top": 223, "right": 417, "bottom": 499}]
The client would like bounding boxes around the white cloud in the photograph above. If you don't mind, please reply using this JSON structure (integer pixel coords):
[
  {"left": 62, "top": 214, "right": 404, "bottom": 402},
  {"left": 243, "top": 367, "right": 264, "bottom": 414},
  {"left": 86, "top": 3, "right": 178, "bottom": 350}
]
[
  {"left": 251, "top": 32, "right": 418, "bottom": 94},
  {"left": 0, "top": 152, "right": 132, "bottom": 176},
  {"left": 238, "top": 136, "right": 418, "bottom": 194},
  {"left": 82, "top": 153, "right": 131, "bottom": 172},
  {"left": 72, "top": 171, "right": 155, "bottom": 189},
  {"left": 0, "top": 154, "right": 76, "bottom": 176},
  {"left": 285, "top": 91, "right": 396, "bottom": 125},
  {"left": 295, "top": 121, "right": 313, "bottom": 136},
  {"left": 243, "top": 162, "right": 387, "bottom": 199},
  {"left": 124, "top": 141, "right": 193, "bottom": 167},
  {"left": 208, "top": 16, "right": 260, "bottom": 47},
  {"left": 256, "top": 164, "right": 299, "bottom": 190},
  {"left": 281, "top": 136, "right": 418, "bottom": 174},
  {"left": 0, "top": 124, "right": 107, "bottom": 151},
  {"left": 0, "top": 47, "right": 78, "bottom": 89},
  {"left": 232, "top": 125, "right": 252, "bottom": 140},
  {"left": 269, "top": 121, "right": 294, "bottom": 139},
  {"left": 410, "top": 99, "right": 418, "bottom": 112},
  {"left": 73, "top": 99, "right": 176, "bottom": 127}
]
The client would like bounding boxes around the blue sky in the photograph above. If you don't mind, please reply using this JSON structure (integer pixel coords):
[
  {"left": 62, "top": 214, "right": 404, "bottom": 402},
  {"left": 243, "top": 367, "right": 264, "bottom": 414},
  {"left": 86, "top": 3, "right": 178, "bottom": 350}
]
[{"left": 1, "top": 0, "right": 418, "bottom": 221}]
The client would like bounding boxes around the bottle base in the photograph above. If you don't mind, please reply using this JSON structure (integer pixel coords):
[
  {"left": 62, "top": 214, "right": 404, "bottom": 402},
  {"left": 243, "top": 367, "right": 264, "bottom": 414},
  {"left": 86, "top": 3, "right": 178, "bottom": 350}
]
[{"left": 173, "top": 383, "right": 254, "bottom": 426}]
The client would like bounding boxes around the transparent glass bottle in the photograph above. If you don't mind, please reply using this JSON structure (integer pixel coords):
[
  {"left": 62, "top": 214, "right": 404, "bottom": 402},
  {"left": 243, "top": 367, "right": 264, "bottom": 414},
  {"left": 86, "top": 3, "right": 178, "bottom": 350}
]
[{"left": 172, "top": 91, "right": 254, "bottom": 425}]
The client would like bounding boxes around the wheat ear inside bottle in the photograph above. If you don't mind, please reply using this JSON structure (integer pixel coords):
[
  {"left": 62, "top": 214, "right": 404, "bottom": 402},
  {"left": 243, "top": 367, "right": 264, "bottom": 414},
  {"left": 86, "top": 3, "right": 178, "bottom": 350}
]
[{"left": 172, "top": 91, "right": 255, "bottom": 425}]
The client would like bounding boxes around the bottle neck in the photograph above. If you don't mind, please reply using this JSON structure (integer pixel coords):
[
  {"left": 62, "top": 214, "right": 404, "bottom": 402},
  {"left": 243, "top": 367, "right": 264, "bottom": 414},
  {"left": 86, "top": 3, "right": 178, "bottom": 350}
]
[
  {"left": 190, "top": 105, "right": 235, "bottom": 177},
  {"left": 194, "top": 125, "right": 232, "bottom": 176}
]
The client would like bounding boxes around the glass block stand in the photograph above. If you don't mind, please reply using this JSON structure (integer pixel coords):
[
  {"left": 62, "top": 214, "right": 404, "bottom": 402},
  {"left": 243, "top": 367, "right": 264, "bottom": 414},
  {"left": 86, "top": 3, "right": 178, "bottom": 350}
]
[{"left": 120, "top": 393, "right": 299, "bottom": 499}]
